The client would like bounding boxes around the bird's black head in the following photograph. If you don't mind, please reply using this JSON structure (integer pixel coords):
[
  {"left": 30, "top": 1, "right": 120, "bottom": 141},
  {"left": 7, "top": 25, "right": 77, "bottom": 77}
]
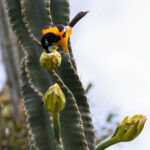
[{"left": 41, "top": 33, "right": 61, "bottom": 53}]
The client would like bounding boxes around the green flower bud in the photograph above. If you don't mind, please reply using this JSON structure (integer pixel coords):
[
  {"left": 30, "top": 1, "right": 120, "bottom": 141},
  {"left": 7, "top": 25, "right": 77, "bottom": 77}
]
[
  {"left": 40, "top": 50, "right": 62, "bottom": 71},
  {"left": 112, "top": 114, "right": 147, "bottom": 142},
  {"left": 43, "top": 83, "right": 65, "bottom": 114},
  {"left": 96, "top": 115, "right": 147, "bottom": 150}
]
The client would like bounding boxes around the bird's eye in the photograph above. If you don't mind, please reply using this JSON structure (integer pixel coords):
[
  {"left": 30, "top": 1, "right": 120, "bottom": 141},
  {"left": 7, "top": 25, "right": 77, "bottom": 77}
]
[
  {"left": 45, "top": 39, "right": 49, "bottom": 45},
  {"left": 41, "top": 35, "right": 52, "bottom": 53},
  {"left": 41, "top": 33, "right": 61, "bottom": 52}
]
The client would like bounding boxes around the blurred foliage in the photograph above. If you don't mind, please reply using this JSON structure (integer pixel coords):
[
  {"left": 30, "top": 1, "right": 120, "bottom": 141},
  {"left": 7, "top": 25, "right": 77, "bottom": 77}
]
[
  {"left": 85, "top": 83, "right": 93, "bottom": 94},
  {"left": 0, "top": 83, "right": 28, "bottom": 150}
]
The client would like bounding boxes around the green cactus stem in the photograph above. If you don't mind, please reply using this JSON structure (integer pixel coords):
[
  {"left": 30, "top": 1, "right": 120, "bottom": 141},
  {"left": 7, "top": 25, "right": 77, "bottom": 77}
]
[
  {"left": 95, "top": 137, "right": 119, "bottom": 150},
  {"left": 53, "top": 113, "right": 61, "bottom": 141}
]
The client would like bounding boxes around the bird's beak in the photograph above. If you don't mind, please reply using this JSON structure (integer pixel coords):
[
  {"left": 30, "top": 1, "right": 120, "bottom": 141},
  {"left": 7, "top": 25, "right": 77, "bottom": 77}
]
[{"left": 48, "top": 45, "right": 58, "bottom": 53}]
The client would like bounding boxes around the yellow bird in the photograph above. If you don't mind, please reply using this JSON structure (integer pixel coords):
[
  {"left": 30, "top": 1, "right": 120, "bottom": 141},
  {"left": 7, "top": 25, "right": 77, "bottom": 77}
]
[{"left": 41, "top": 11, "right": 88, "bottom": 53}]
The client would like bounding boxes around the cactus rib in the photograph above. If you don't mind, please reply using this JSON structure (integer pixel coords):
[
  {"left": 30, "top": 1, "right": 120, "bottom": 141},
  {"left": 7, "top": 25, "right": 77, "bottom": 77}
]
[
  {"left": 4, "top": 0, "right": 53, "bottom": 96},
  {"left": 49, "top": 70, "right": 89, "bottom": 150},
  {"left": 45, "top": 0, "right": 52, "bottom": 24},
  {"left": 58, "top": 52, "right": 95, "bottom": 150},
  {"left": 50, "top": 0, "right": 70, "bottom": 25},
  {"left": 20, "top": 58, "right": 57, "bottom": 150}
]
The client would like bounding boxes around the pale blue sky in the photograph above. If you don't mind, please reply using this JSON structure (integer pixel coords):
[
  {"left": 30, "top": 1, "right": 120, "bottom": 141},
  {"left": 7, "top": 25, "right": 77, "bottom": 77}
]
[
  {"left": 0, "top": 0, "right": 150, "bottom": 149},
  {"left": 0, "top": 50, "right": 7, "bottom": 90}
]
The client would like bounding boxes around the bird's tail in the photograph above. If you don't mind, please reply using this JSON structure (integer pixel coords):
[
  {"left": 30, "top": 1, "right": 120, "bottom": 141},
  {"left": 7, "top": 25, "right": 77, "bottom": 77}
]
[{"left": 69, "top": 11, "right": 89, "bottom": 27}]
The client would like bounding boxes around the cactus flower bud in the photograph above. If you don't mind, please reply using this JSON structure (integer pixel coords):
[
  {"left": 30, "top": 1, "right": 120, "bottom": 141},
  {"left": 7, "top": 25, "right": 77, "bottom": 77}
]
[
  {"left": 43, "top": 83, "right": 65, "bottom": 114},
  {"left": 40, "top": 49, "right": 62, "bottom": 71},
  {"left": 112, "top": 114, "right": 147, "bottom": 142},
  {"left": 96, "top": 114, "right": 147, "bottom": 150}
]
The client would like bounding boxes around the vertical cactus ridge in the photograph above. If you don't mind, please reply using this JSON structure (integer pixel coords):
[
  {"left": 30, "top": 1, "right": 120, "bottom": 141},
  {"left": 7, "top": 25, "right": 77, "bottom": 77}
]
[
  {"left": 49, "top": 71, "right": 89, "bottom": 150},
  {"left": 45, "top": 0, "right": 52, "bottom": 24},
  {"left": 58, "top": 52, "right": 95, "bottom": 150},
  {"left": 50, "top": 0, "right": 70, "bottom": 25},
  {"left": 20, "top": 58, "right": 57, "bottom": 150},
  {"left": 20, "top": 0, "right": 41, "bottom": 47},
  {"left": 68, "top": 40, "right": 77, "bottom": 70},
  {"left": 4, "top": 0, "right": 53, "bottom": 95},
  {"left": 20, "top": 0, "right": 50, "bottom": 40},
  {"left": 23, "top": 51, "right": 43, "bottom": 98}
]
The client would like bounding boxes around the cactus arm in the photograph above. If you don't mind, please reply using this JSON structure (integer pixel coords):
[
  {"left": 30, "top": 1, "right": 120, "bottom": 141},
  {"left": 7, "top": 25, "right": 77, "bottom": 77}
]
[
  {"left": 20, "top": 0, "right": 50, "bottom": 40},
  {"left": 50, "top": 1, "right": 96, "bottom": 147},
  {"left": 20, "top": 0, "right": 41, "bottom": 47},
  {"left": 50, "top": 70, "right": 89, "bottom": 150},
  {"left": 19, "top": 0, "right": 52, "bottom": 46},
  {"left": 50, "top": 0, "right": 70, "bottom": 25},
  {"left": 20, "top": 58, "right": 57, "bottom": 150},
  {"left": 58, "top": 52, "right": 96, "bottom": 150},
  {"left": 3, "top": 0, "right": 95, "bottom": 149},
  {"left": 23, "top": 52, "right": 43, "bottom": 97},
  {"left": 50, "top": 0, "right": 78, "bottom": 68},
  {"left": 0, "top": 0, "right": 21, "bottom": 99},
  {"left": 4, "top": 0, "right": 53, "bottom": 96}
]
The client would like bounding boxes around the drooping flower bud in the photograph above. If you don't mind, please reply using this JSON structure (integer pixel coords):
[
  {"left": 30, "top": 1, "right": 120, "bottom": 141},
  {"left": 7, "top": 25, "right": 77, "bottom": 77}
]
[
  {"left": 112, "top": 114, "right": 147, "bottom": 142},
  {"left": 43, "top": 83, "right": 65, "bottom": 114},
  {"left": 40, "top": 48, "right": 62, "bottom": 71}
]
